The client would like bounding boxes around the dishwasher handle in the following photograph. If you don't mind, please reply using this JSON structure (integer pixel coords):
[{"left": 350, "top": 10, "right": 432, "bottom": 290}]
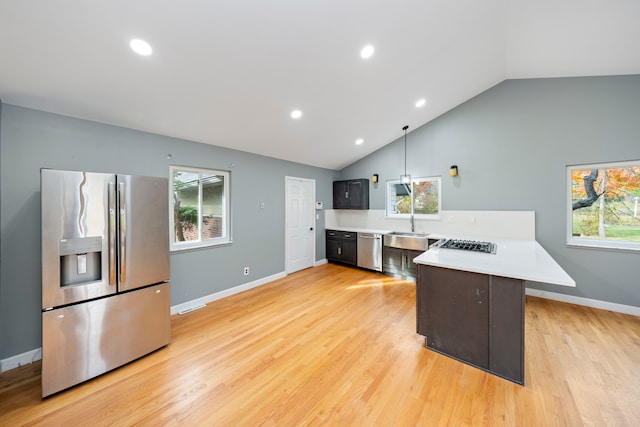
[{"left": 358, "top": 233, "right": 382, "bottom": 239}]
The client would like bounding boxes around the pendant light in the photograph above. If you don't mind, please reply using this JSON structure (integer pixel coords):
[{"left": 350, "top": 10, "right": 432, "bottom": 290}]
[{"left": 400, "top": 125, "right": 411, "bottom": 184}]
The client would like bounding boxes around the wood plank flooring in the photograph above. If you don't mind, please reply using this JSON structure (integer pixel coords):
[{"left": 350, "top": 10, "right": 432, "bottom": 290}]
[{"left": 1, "top": 263, "right": 639, "bottom": 426}]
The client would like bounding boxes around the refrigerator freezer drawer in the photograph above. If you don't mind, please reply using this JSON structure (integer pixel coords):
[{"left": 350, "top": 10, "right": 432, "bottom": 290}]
[{"left": 42, "top": 282, "right": 171, "bottom": 397}]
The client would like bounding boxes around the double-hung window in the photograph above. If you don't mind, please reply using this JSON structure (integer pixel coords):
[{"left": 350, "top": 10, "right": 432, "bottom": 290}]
[
  {"left": 567, "top": 160, "right": 640, "bottom": 251},
  {"left": 386, "top": 176, "right": 441, "bottom": 219},
  {"left": 170, "top": 166, "right": 231, "bottom": 251}
]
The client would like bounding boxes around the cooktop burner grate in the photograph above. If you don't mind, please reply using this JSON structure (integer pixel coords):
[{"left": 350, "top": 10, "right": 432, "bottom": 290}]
[{"left": 437, "top": 239, "right": 497, "bottom": 254}]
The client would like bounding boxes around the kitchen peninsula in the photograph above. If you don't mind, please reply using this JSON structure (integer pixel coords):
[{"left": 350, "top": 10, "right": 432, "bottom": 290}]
[{"left": 413, "top": 239, "right": 575, "bottom": 385}]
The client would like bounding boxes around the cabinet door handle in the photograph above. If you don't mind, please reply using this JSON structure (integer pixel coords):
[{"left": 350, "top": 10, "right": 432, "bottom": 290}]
[
  {"left": 338, "top": 247, "right": 342, "bottom": 255},
  {"left": 345, "top": 191, "right": 349, "bottom": 199}
]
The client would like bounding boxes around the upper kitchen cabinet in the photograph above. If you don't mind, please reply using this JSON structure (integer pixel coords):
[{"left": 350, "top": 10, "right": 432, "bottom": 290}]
[{"left": 333, "top": 179, "right": 369, "bottom": 210}]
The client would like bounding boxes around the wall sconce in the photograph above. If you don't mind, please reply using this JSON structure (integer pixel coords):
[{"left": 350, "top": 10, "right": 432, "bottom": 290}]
[
  {"left": 372, "top": 174, "right": 379, "bottom": 183},
  {"left": 450, "top": 165, "right": 459, "bottom": 177}
]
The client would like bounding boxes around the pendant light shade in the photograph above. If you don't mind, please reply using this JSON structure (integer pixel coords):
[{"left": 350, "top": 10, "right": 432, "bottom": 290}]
[{"left": 400, "top": 125, "right": 411, "bottom": 184}]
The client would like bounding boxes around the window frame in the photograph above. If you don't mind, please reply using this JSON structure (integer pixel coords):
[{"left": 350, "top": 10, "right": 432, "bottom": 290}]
[
  {"left": 169, "top": 165, "right": 231, "bottom": 252},
  {"left": 566, "top": 160, "right": 640, "bottom": 252},
  {"left": 385, "top": 176, "right": 442, "bottom": 219}
]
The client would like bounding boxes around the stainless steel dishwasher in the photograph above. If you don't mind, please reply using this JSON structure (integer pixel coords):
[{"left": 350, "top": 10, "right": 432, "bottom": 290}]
[{"left": 357, "top": 232, "right": 383, "bottom": 272}]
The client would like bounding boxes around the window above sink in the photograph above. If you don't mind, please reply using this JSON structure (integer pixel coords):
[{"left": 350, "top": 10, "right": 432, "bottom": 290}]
[{"left": 385, "top": 176, "right": 441, "bottom": 220}]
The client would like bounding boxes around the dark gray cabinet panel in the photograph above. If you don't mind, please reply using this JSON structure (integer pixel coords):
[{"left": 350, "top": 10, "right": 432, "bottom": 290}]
[
  {"left": 333, "top": 179, "right": 369, "bottom": 210},
  {"left": 332, "top": 181, "right": 348, "bottom": 209},
  {"left": 383, "top": 246, "right": 403, "bottom": 274},
  {"left": 341, "top": 237, "right": 357, "bottom": 265},
  {"left": 382, "top": 247, "right": 423, "bottom": 280},
  {"left": 326, "top": 230, "right": 357, "bottom": 266},
  {"left": 421, "top": 266, "right": 489, "bottom": 368},
  {"left": 490, "top": 275, "right": 525, "bottom": 382},
  {"left": 417, "top": 264, "right": 525, "bottom": 385}
]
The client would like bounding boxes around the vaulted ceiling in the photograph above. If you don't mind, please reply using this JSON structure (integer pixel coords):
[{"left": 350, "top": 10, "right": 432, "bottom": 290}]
[{"left": 1, "top": 0, "right": 638, "bottom": 170}]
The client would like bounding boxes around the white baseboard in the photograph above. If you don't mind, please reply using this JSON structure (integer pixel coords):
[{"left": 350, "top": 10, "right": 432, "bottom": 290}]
[
  {"left": 0, "top": 348, "right": 42, "bottom": 373},
  {"left": 1, "top": 271, "right": 287, "bottom": 374},
  {"left": 4, "top": 271, "right": 638, "bottom": 374},
  {"left": 526, "top": 288, "right": 640, "bottom": 316},
  {"left": 170, "top": 271, "right": 287, "bottom": 315},
  {"left": 315, "top": 259, "right": 327, "bottom": 267}
]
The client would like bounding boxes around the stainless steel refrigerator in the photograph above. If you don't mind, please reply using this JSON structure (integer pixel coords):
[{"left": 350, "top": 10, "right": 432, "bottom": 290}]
[{"left": 41, "top": 169, "right": 171, "bottom": 397}]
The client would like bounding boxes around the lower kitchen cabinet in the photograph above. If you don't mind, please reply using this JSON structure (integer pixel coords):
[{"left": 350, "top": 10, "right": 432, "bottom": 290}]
[
  {"left": 416, "top": 264, "right": 525, "bottom": 385},
  {"left": 382, "top": 247, "right": 423, "bottom": 280},
  {"left": 326, "top": 230, "right": 357, "bottom": 266}
]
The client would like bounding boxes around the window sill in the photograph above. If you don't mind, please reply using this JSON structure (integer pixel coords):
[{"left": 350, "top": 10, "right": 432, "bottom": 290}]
[
  {"left": 566, "top": 241, "right": 640, "bottom": 253},
  {"left": 170, "top": 239, "right": 233, "bottom": 253},
  {"left": 384, "top": 214, "right": 441, "bottom": 220}
]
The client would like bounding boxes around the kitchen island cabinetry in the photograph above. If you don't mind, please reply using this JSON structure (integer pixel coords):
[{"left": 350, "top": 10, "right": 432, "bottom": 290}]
[
  {"left": 413, "top": 238, "right": 575, "bottom": 385},
  {"left": 333, "top": 179, "right": 369, "bottom": 210},
  {"left": 416, "top": 265, "right": 524, "bottom": 384},
  {"left": 326, "top": 230, "right": 357, "bottom": 266}
]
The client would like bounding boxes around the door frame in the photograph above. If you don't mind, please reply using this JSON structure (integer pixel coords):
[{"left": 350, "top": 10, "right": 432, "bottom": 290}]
[{"left": 284, "top": 176, "right": 316, "bottom": 274}]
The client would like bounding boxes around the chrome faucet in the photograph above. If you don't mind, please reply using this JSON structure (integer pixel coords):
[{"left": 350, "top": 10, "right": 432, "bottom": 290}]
[{"left": 410, "top": 214, "right": 415, "bottom": 232}]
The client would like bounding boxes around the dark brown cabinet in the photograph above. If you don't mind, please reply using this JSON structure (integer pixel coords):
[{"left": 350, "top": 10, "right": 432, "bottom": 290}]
[
  {"left": 382, "top": 247, "right": 423, "bottom": 280},
  {"left": 333, "top": 179, "right": 369, "bottom": 210},
  {"left": 416, "top": 264, "right": 525, "bottom": 385},
  {"left": 326, "top": 230, "right": 357, "bottom": 266}
]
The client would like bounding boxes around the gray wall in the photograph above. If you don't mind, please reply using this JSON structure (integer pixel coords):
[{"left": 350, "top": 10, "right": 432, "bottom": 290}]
[
  {"left": 341, "top": 75, "right": 640, "bottom": 308},
  {"left": 0, "top": 99, "right": 3, "bottom": 358},
  {"left": 0, "top": 104, "right": 338, "bottom": 359},
  {"left": 3, "top": 75, "right": 638, "bottom": 360}
]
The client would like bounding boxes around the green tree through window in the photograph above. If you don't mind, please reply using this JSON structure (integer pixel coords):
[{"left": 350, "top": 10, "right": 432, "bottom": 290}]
[
  {"left": 386, "top": 177, "right": 441, "bottom": 218},
  {"left": 568, "top": 161, "right": 640, "bottom": 251},
  {"left": 170, "top": 166, "right": 231, "bottom": 251}
]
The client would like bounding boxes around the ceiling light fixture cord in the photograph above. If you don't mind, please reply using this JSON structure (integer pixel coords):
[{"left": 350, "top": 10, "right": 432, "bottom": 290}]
[
  {"left": 401, "top": 125, "right": 410, "bottom": 184},
  {"left": 403, "top": 125, "right": 408, "bottom": 176}
]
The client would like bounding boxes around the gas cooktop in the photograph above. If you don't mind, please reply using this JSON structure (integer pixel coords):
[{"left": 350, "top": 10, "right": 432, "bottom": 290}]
[{"left": 436, "top": 239, "right": 497, "bottom": 254}]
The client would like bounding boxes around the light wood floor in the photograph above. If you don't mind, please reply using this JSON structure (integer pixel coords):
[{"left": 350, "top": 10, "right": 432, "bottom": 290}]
[{"left": 1, "top": 263, "right": 639, "bottom": 426}]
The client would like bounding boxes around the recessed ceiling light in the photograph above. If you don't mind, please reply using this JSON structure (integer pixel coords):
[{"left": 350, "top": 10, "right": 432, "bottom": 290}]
[
  {"left": 355, "top": 138, "right": 364, "bottom": 145},
  {"left": 415, "top": 98, "right": 427, "bottom": 108},
  {"left": 130, "top": 39, "right": 152, "bottom": 56},
  {"left": 290, "top": 110, "right": 302, "bottom": 119},
  {"left": 360, "top": 45, "right": 374, "bottom": 59}
]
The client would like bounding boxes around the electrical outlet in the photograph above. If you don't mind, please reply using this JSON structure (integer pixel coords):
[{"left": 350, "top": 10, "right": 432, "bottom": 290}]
[{"left": 243, "top": 266, "right": 250, "bottom": 276}]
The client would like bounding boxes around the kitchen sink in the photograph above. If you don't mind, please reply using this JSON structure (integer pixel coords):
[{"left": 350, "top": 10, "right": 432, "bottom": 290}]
[
  {"left": 383, "top": 232, "right": 430, "bottom": 251},
  {"left": 386, "top": 232, "right": 429, "bottom": 237}
]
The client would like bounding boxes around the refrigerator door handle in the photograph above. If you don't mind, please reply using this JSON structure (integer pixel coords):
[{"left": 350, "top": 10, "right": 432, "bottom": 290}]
[
  {"left": 108, "top": 182, "right": 117, "bottom": 285},
  {"left": 119, "top": 181, "right": 127, "bottom": 283}
]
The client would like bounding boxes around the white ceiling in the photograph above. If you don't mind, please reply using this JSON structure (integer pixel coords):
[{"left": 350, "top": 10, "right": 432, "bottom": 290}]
[{"left": 1, "top": 0, "right": 639, "bottom": 170}]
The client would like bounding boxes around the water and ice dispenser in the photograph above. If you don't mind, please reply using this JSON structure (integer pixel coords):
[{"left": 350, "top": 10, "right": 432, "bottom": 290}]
[{"left": 59, "top": 236, "right": 102, "bottom": 286}]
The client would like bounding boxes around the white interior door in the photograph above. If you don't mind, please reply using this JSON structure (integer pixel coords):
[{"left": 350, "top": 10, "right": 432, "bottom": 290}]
[{"left": 285, "top": 177, "right": 315, "bottom": 274}]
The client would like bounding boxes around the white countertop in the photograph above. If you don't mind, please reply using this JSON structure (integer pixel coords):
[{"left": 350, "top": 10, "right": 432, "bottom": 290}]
[
  {"left": 326, "top": 226, "right": 393, "bottom": 234},
  {"left": 413, "top": 238, "right": 576, "bottom": 287}
]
